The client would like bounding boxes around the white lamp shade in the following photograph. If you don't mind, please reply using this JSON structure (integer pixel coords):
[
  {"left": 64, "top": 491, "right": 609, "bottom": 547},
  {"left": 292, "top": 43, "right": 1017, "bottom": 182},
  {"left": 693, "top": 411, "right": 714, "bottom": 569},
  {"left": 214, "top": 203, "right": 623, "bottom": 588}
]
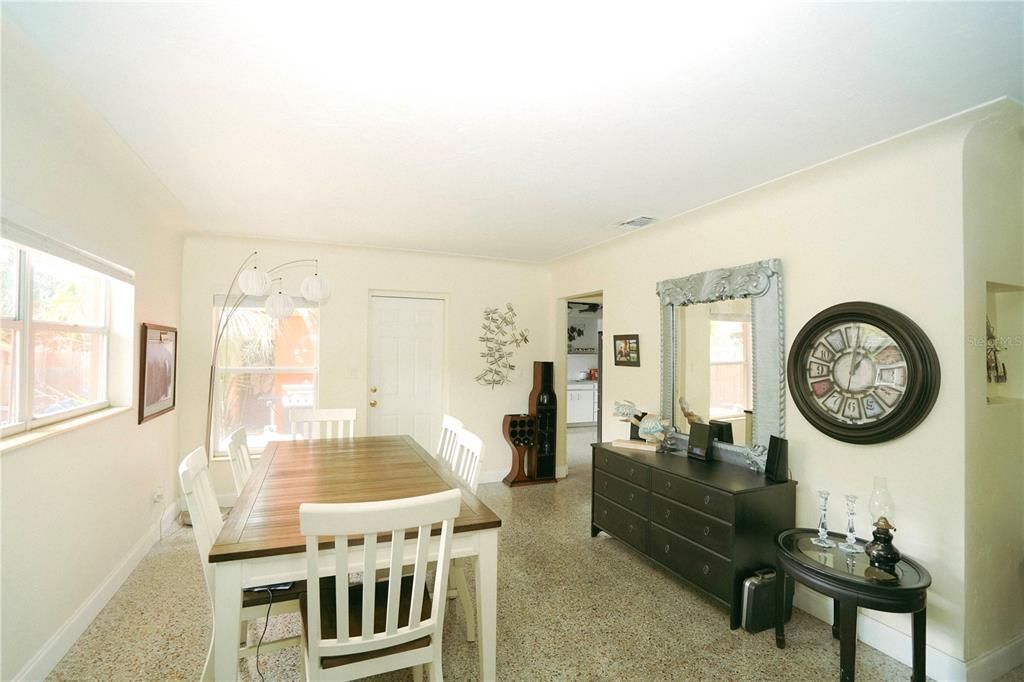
[
  {"left": 265, "top": 291, "right": 295, "bottom": 319},
  {"left": 300, "top": 273, "right": 331, "bottom": 303},
  {"left": 238, "top": 267, "right": 271, "bottom": 296}
]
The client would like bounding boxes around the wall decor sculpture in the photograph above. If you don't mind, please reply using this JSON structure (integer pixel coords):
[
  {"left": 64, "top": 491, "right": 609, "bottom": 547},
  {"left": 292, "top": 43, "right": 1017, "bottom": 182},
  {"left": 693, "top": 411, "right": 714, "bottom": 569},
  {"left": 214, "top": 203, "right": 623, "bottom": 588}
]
[
  {"left": 987, "top": 316, "right": 1008, "bottom": 383},
  {"left": 475, "top": 303, "right": 530, "bottom": 388}
]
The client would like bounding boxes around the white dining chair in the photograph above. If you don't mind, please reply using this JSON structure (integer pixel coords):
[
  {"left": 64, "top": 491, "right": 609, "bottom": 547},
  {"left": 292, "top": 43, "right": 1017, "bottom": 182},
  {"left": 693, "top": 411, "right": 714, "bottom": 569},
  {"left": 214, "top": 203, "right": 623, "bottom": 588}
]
[
  {"left": 298, "top": 488, "right": 462, "bottom": 682},
  {"left": 444, "top": 428, "right": 483, "bottom": 643},
  {"left": 178, "top": 447, "right": 302, "bottom": 662},
  {"left": 435, "top": 414, "right": 462, "bottom": 463},
  {"left": 291, "top": 407, "right": 357, "bottom": 440},
  {"left": 226, "top": 428, "right": 254, "bottom": 496}
]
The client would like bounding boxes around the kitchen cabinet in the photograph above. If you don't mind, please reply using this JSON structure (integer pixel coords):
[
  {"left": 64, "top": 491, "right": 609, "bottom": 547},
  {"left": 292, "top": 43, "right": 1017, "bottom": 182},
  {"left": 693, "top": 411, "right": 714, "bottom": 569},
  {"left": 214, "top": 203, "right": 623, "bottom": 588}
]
[{"left": 568, "top": 382, "right": 598, "bottom": 424}]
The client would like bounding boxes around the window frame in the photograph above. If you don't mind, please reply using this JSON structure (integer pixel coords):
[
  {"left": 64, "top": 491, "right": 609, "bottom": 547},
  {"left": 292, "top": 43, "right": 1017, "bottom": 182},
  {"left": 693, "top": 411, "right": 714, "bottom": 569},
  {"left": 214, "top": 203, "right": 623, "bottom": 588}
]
[
  {"left": 0, "top": 242, "right": 112, "bottom": 438},
  {"left": 211, "top": 298, "right": 320, "bottom": 457},
  {"left": 707, "top": 313, "right": 753, "bottom": 420}
]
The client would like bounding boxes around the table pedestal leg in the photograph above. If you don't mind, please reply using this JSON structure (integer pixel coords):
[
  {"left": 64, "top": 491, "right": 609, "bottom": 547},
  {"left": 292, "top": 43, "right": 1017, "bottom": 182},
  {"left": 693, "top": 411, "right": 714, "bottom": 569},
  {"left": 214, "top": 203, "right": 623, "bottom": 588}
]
[
  {"left": 475, "top": 530, "right": 498, "bottom": 682},
  {"left": 839, "top": 599, "right": 858, "bottom": 682},
  {"left": 774, "top": 562, "right": 786, "bottom": 649},
  {"left": 912, "top": 608, "right": 926, "bottom": 682},
  {"left": 833, "top": 599, "right": 841, "bottom": 639}
]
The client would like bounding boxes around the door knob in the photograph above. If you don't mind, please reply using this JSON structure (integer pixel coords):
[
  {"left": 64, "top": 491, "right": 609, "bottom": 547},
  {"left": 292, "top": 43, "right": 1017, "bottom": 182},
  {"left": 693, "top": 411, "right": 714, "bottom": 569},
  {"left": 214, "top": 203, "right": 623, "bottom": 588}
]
[
  {"left": 370, "top": 386, "right": 378, "bottom": 393},
  {"left": 369, "top": 400, "right": 378, "bottom": 407}
]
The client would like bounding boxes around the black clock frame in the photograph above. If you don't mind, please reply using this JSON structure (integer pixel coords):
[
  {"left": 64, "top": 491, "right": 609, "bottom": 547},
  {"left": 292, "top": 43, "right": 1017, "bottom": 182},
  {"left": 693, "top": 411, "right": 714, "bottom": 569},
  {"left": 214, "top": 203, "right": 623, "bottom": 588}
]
[{"left": 787, "top": 301, "right": 940, "bottom": 444}]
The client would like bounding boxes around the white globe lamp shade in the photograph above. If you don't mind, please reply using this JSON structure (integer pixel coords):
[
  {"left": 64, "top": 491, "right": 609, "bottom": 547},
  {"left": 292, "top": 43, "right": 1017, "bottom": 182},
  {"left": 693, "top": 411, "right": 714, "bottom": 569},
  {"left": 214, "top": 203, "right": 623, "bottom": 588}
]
[
  {"left": 238, "top": 267, "right": 271, "bottom": 296},
  {"left": 265, "top": 291, "right": 295, "bottom": 319},
  {"left": 300, "top": 273, "right": 331, "bottom": 303}
]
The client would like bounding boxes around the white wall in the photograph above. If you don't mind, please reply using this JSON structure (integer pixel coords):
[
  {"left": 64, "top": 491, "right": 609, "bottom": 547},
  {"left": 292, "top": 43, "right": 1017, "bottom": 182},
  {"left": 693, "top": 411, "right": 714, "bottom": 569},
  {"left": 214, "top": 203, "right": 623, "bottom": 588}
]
[
  {"left": 548, "top": 107, "right": 1015, "bottom": 664},
  {"left": 178, "top": 236, "right": 554, "bottom": 493},
  {"left": 962, "top": 108, "right": 1024, "bottom": 662},
  {"left": 0, "top": 23, "right": 194, "bottom": 679}
]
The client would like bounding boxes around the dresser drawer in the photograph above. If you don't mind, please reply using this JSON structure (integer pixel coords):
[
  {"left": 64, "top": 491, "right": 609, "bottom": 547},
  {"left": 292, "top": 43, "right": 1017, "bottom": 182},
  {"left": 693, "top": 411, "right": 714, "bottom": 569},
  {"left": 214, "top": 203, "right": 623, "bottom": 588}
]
[
  {"left": 651, "top": 469, "right": 734, "bottom": 522},
  {"left": 650, "top": 523, "right": 732, "bottom": 603},
  {"left": 594, "top": 448, "right": 650, "bottom": 487},
  {"left": 651, "top": 494, "right": 733, "bottom": 557},
  {"left": 594, "top": 470, "right": 648, "bottom": 516},
  {"left": 593, "top": 494, "right": 648, "bottom": 553}
]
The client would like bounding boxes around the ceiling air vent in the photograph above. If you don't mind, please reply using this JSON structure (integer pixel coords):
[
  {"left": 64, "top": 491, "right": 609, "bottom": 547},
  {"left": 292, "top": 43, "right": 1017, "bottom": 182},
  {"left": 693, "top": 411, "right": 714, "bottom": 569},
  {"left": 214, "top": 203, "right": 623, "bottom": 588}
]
[{"left": 618, "top": 216, "right": 657, "bottom": 230}]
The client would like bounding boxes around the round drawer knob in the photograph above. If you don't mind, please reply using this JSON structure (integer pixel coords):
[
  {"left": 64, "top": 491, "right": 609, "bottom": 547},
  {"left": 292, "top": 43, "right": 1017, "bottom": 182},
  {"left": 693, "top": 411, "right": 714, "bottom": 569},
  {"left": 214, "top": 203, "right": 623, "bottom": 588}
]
[
  {"left": 629, "top": 493, "right": 635, "bottom": 501},
  {"left": 629, "top": 468, "right": 634, "bottom": 476},
  {"left": 664, "top": 544, "right": 671, "bottom": 554},
  {"left": 666, "top": 481, "right": 672, "bottom": 489},
  {"left": 702, "top": 564, "right": 710, "bottom": 575},
  {"left": 664, "top": 509, "right": 671, "bottom": 519},
  {"left": 703, "top": 495, "right": 711, "bottom": 505},
  {"left": 703, "top": 526, "right": 710, "bottom": 536},
  {"left": 603, "top": 457, "right": 609, "bottom": 466},
  {"left": 628, "top": 524, "right": 634, "bottom": 532},
  {"left": 602, "top": 509, "right": 608, "bottom": 517},
  {"left": 603, "top": 481, "right": 608, "bottom": 489}
]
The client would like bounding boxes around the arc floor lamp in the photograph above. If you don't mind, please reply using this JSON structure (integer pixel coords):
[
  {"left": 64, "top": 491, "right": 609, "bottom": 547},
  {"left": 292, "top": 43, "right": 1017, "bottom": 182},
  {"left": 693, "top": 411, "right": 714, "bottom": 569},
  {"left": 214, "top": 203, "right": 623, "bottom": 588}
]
[{"left": 204, "top": 250, "right": 332, "bottom": 460}]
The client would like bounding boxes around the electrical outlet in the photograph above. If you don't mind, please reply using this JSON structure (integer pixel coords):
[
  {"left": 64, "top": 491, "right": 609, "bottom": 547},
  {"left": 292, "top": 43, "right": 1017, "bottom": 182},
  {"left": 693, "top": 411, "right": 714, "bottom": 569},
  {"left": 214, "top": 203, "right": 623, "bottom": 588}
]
[{"left": 152, "top": 491, "right": 164, "bottom": 505}]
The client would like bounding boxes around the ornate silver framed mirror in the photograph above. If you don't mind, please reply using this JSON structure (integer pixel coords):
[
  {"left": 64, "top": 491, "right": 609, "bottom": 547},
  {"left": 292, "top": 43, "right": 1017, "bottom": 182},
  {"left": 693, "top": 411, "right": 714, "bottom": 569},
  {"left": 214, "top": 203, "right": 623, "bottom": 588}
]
[{"left": 658, "top": 259, "right": 785, "bottom": 460}]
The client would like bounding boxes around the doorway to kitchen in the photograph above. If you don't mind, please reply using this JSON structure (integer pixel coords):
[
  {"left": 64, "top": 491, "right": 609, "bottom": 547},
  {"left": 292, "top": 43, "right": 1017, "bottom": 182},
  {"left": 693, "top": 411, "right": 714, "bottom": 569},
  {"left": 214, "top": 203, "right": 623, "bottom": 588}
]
[{"left": 566, "top": 295, "right": 602, "bottom": 465}]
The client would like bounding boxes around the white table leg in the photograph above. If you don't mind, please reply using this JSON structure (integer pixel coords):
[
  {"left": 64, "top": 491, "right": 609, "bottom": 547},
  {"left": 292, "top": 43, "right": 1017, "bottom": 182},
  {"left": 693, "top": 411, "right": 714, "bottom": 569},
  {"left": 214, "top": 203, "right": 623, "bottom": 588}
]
[
  {"left": 213, "top": 561, "right": 242, "bottom": 681},
  {"left": 474, "top": 530, "right": 498, "bottom": 682}
]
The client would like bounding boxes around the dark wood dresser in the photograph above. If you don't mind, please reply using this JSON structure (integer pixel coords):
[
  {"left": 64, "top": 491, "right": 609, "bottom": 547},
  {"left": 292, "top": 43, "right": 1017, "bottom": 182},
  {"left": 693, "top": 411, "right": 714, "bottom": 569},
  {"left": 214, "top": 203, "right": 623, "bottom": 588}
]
[{"left": 591, "top": 442, "right": 796, "bottom": 629}]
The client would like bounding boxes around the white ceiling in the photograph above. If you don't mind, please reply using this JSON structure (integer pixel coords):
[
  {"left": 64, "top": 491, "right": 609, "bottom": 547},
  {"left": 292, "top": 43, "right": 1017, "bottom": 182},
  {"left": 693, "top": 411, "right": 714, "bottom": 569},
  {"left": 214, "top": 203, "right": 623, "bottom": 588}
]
[{"left": 4, "top": 2, "right": 1022, "bottom": 262}]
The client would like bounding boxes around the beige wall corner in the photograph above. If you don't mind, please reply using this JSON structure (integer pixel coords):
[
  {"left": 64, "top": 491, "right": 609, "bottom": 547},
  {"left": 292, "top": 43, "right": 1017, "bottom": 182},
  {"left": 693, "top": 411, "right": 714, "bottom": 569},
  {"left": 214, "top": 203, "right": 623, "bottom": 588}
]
[
  {"left": 962, "top": 101, "right": 1024, "bottom": 665},
  {"left": 0, "top": 21, "right": 194, "bottom": 680}
]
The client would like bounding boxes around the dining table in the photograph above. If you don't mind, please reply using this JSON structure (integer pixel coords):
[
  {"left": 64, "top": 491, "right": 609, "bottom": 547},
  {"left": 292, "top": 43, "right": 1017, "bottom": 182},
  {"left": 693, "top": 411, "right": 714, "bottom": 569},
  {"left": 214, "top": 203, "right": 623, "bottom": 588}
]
[{"left": 206, "top": 434, "right": 502, "bottom": 681}]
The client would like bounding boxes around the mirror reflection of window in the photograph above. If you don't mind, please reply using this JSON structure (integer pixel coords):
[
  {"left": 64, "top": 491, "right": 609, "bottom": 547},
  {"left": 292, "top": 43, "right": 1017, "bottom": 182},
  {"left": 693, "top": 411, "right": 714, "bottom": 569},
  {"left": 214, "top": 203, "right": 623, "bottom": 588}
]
[{"left": 676, "top": 298, "right": 753, "bottom": 446}]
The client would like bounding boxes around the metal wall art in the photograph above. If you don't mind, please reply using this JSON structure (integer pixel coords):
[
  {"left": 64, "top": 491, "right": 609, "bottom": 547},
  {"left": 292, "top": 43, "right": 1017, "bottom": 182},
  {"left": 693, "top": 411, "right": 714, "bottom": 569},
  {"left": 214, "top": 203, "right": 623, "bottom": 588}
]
[
  {"left": 475, "top": 303, "right": 530, "bottom": 388},
  {"left": 987, "top": 316, "right": 1008, "bottom": 383}
]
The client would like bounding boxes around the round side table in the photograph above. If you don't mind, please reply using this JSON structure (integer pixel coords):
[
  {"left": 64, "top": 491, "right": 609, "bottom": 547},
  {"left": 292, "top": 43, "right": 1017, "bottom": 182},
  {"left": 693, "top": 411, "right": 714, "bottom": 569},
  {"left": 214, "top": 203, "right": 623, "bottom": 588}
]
[{"left": 774, "top": 529, "right": 931, "bottom": 682}]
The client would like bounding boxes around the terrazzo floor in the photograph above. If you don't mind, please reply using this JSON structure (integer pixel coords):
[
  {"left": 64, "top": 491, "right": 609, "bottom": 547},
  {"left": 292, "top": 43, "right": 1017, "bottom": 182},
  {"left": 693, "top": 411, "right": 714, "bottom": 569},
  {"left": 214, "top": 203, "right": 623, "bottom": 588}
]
[{"left": 46, "top": 427, "right": 1023, "bottom": 681}]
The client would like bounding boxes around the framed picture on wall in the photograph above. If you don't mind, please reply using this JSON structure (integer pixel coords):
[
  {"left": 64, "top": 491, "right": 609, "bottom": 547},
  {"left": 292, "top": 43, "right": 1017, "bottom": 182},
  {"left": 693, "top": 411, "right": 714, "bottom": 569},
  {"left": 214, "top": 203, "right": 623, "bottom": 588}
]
[
  {"left": 613, "top": 334, "right": 640, "bottom": 367},
  {"left": 139, "top": 323, "right": 177, "bottom": 424}
]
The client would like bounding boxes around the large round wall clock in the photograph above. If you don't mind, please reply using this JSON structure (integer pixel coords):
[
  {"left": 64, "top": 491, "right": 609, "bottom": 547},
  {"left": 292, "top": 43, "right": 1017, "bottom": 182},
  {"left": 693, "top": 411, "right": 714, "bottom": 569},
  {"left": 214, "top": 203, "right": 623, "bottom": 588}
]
[{"left": 787, "top": 302, "right": 940, "bottom": 444}]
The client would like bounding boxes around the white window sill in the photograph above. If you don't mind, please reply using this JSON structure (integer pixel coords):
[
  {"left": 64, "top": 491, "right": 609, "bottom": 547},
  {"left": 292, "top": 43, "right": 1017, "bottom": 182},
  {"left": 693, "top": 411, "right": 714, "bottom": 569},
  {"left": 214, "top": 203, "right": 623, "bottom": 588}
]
[{"left": 0, "top": 406, "right": 133, "bottom": 455}]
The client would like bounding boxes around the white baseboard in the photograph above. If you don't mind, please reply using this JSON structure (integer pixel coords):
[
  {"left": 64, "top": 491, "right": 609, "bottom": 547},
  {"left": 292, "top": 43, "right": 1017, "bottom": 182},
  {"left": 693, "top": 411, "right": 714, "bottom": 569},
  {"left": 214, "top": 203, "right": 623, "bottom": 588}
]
[
  {"left": 966, "top": 632, "right": 1024, "bottom": 681},
  {"left": 160, "top": 501, "right": 180, "bottom": 537},
  {"left": 793, "top": 587, "right": 966, "bottom": 681},
  {"left": 556, "top": 464, "right": 568, "bottom": 478},
  {"left": 13, "top": 514, "right": 164, "bottom": 681},
  {"left": 478, "top": 469, "right": 505, "bottom": 485}
]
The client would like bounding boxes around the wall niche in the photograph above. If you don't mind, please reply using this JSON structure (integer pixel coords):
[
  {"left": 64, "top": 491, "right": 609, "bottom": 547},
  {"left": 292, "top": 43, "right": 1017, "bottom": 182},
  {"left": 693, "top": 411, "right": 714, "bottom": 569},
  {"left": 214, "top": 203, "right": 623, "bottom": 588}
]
[{"left": 986, "top": 281, "right": 1024, "bottom": 404}]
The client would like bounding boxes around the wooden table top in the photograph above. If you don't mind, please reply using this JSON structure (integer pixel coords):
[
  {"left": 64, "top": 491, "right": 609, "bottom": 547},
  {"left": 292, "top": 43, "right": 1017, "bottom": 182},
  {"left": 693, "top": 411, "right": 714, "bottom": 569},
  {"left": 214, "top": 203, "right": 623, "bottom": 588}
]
[{"left": 209, "top": 435, "right": 502, "bottom": 563}]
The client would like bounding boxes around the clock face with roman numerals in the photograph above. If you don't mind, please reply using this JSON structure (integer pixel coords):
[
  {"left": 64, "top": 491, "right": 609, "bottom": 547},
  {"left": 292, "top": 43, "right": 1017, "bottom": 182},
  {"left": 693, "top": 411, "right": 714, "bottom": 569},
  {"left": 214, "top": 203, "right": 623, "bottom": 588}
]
[
  {"left": 788, "top": 302, "right": 940, "bottom": 444},
  {"left": 803, "top": 322, "right": 908, "bottom": 425}
]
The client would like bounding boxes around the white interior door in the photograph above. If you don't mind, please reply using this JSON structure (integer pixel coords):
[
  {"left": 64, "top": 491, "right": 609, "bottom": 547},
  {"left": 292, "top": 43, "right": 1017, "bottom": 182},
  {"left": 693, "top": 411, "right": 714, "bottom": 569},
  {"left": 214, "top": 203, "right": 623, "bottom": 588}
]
[{"left": 367, "top": 296, "right": 445, "bottom": 451}]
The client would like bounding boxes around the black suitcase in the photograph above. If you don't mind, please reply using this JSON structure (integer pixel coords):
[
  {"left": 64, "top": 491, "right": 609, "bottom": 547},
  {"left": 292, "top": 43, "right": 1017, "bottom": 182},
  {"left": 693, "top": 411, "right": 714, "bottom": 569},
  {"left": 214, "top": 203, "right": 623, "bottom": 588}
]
[{"left": 742, "top": 568, "right": 794, "bottom": 633}]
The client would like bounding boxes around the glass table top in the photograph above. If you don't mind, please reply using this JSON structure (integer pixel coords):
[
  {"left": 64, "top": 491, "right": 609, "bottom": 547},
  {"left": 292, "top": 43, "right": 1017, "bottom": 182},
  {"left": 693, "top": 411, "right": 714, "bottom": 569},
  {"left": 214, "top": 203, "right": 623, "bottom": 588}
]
[{"left": 778, "top": 530, "right": 928, "bottom": 589}]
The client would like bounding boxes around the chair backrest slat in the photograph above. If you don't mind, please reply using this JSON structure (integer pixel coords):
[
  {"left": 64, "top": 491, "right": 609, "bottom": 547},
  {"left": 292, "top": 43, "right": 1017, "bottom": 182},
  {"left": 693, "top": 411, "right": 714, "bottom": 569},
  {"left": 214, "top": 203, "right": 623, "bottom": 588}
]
[
  {"left": 361, "top": 533, "right": 376, "bottom": 640},
  {"left": 178, "top": 447, "right": 223, "bottom": 591},
  {"left": 334, "top": 536, "right": 348, "bottom": 643},
  {"left": 385, "top": 532, "right": 403, "bottom": 635},
  {"left": 436, "top": 414, "right": 462, "bottom": 463},
  {"left": 451, "top": 429, "right": 484, "bottom": 495},
  {"left": 226, "top": 428, "right": 254, "bottom": 496},
  {"left": 299, "top": 489, "right": 461, "bottom": 663},
  {"left": 408, "top": 523, "right": 430, "bottom": 628},
  {"left": 291, "top": 407, "right": 357, "bottom": 440}
]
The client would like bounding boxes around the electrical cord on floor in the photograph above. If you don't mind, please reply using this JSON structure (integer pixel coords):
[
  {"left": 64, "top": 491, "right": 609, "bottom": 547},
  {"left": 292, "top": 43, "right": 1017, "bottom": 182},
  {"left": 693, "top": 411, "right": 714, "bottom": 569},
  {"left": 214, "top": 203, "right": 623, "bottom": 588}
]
[{"left": 254, "top": 587, "right": 273, "bottom": 682}]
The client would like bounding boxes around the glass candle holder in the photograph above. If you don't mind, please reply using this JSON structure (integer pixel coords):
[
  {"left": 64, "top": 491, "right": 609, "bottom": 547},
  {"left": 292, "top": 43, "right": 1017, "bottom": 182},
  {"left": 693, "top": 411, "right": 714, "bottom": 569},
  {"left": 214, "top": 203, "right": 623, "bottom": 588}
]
[
  {"left": 839, "top": 494, "right": 860, "bottom": 553},
  {"left": 811, "top": 490, "right": 837, "bottom": 548}
]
